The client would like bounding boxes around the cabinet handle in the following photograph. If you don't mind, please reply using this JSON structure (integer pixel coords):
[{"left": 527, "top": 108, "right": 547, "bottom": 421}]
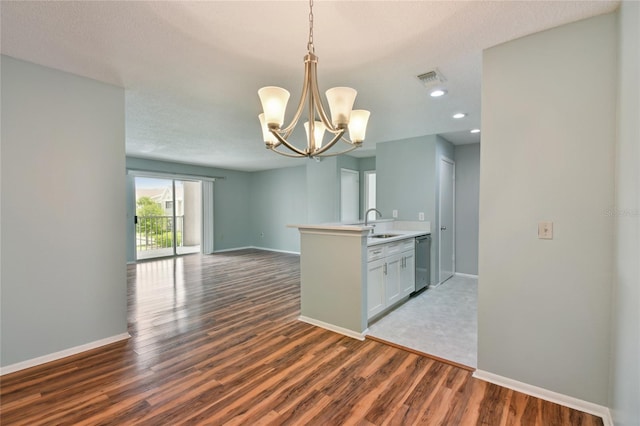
[{"left": 383, "top": 263, "right": 387, "bottom": 275}]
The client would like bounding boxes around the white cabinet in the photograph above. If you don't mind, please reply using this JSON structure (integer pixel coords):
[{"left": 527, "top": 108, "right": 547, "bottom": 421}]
[
  {"left": 367, "top": 258, "right": 386, "bottom": 318},
  {"left": 400, "top": 241, "right": 415, "bottom": 298},
  {"left": 367, "top": 238, "right": 416, "bottom": 320},
  {"left": 385, "top": 253, "right": 403, "bottom": 305}
]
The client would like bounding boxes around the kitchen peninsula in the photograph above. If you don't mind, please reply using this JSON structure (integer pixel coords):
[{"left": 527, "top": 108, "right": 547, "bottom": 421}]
[{"left": 290, "top": 221, "right": 430, "bottom": 340}]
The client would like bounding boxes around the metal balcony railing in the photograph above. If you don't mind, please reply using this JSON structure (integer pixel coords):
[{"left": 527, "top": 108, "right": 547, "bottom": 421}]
[{"left": 136, "top": 215, "right": 184, "bottom": 251}]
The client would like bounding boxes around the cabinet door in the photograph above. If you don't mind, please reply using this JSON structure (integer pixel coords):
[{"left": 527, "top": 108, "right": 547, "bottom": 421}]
[
  {"left": 385, "top": 253, "right": 403, "bottom": 306},
  {"left": 367, "top": 258, "right": 386, "bottom": 319},
  {"left": 401, "top": 249, "right": 416, "bottom": 297}
]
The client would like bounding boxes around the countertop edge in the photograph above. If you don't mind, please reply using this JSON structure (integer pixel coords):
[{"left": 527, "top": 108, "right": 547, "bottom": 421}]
[{"left": 366, "top": 231, "right": 430, "bottom": 246}]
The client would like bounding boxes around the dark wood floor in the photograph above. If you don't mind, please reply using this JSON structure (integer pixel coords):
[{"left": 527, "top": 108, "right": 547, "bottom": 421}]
[{"left": 1, "top": 249, "right": 603, "bottom": 425}]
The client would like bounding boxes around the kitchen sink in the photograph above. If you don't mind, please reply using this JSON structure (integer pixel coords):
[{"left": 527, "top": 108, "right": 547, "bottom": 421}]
[{"left": 369, "top": 234, "right": 400, "bottom": 239}]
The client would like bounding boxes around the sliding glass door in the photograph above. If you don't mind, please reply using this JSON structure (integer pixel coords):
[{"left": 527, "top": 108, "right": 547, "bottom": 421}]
[{"left": 134, "top": 177, "right": 202, "bottom": 260}]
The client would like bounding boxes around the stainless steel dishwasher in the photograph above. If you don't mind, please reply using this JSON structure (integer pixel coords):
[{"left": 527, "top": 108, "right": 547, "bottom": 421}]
[{"left": 412, "top": 235, "right": 431, "bottom": 296}]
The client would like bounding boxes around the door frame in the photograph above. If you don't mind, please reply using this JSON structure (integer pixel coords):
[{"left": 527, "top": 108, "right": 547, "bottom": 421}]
[
  {"left": 128, "top": 170, "right": 213, "bottom": 261},
  {"left": 438, "top": 156, "right": 456, "bottom": 283},
  {"left": 363, "top": 170, "right": 377, "bottom": 221}
]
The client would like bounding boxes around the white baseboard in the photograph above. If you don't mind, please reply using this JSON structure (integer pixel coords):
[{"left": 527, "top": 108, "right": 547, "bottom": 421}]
[
  {"left": 212, "top": 246, "right": 253, "bottom": 253},
  {"left": 472, "top": 370, "right": 612, "bottom": 425},
  {"left": 251, "top": 246, "right": 300, "bottom": 255},
  {"left": 455, "top": 272, "right": 479, "bottom": 279},
  {"left": 0, "top": 333, "right": 131, "bottom": 376},
  {"left": 298, "top": 316, "right": 367, "bottom": 341},
  {"left": 213, "top": 246, "right": 300, "bottom": 255}
]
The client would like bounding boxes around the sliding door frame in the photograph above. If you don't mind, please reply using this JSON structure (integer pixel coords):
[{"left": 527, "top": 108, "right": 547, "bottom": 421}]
[{"left": 128, "top": 170, "right": 216, "bottom": 261}]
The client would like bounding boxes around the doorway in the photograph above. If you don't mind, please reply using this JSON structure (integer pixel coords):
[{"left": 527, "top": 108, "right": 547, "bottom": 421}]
[
  {"left": 439, "top": 157, "right": 455, "bottom": 283},
  {"left": 134, "top": 177, "right": 202, "bottom": 260},
  {"left": 364, "top": 171, "right": 377, "bottom": 221},
  {"left": 340, "top": 168, "right": 360, "bottom": 222}
]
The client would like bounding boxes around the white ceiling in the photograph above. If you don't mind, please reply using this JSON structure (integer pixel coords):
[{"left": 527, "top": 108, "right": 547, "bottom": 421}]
[{"left": 1, "top": 1, "right": 619, "bottom": 171}]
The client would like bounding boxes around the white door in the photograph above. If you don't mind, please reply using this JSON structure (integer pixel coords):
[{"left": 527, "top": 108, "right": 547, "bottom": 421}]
[
  {"left": 340, "top": 168, "right": 359, "bottom": 222},
  {"left": 364, "top": 171, "right": 377, "bottom": 221},
  {"left": 439, "top": 157, "right": 455, "bottom": 283}
]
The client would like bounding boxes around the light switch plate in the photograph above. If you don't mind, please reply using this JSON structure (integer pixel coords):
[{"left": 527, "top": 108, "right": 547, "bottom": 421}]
[
  {"left": 419, "top": 212, "right": 425, "bottom": 221},
  {"left": 538, "top": 221, "right": 553, "bottom": 239},
  {"left": 392, "top": 210, "right": 398, "bottom": 218}
]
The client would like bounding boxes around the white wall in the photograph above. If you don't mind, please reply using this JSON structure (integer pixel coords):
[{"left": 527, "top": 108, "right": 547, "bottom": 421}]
[
  {"left": 1, "top": 56, "right": 127, "bottom": 367},
  {"left": 454, "top": 143, "right": 480, "bottom": 275},
  {"left": 478, "top": 13, "right": 616, "bottom": 405},
  {"left": 609, "top": 2, "right": 640, "bottom": 424}
]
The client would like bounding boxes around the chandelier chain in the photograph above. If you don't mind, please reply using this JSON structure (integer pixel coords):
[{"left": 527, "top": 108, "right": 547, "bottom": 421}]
[{"left": 307, "top": 0, "right": 314, "bottom": 53}]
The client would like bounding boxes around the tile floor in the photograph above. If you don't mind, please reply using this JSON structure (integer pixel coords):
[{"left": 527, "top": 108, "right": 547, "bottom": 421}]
[{"left": 367, "top": 274, "right": 478, "bottom": 368}]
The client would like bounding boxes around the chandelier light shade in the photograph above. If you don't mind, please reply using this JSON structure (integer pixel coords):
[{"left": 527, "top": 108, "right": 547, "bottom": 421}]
[
  {"left": 348, "top": 110, "right": 371, "bottom": 143},
  {"left": 257, "top": 0, "right": 370, "bottom": 158},
  {"left": 258, "top": 87, "right": 290, "bottom": 127},
  {"left": 304, "top": 121, "right": 326, "bottom": 152}
]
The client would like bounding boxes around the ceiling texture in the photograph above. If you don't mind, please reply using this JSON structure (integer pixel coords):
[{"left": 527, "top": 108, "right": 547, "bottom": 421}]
[{"left": 1, "top": 1, "right": 619, "bottom": 171}]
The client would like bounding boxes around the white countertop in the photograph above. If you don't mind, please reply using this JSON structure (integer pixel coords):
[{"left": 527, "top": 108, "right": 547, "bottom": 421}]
[{"left": 289, "top": 219, "right": 430, "bottom": 245}]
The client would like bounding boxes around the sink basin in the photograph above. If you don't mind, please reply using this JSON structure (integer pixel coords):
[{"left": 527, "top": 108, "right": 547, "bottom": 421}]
[{"left": 369, "top": 234, "right": 400, "bottom": 239}]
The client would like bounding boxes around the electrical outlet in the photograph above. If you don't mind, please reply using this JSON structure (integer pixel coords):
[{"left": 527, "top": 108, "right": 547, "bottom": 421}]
[
  {"left": 392, "top": 210, "right": 398, "bottom": 218},
  {"left": 419, "top": 212, "right": 425, "bottom": 221},
  {"left": 538, "top": 222, "right": 553, "bottom": 239}
]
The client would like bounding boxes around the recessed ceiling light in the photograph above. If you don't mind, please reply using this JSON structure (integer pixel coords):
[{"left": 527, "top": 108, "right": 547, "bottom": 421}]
[
  {"left": 453, "top": 113, "right": 467, "bottom": 119},
  {"left": 430, "top": 89, "right": 447, "bottom": 97},
  {"left": 470, "top": 128, "right": 481, "bottom": 134}
]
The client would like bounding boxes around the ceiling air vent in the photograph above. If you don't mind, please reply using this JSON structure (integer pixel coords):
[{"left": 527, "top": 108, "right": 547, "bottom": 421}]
[{"left": 417, "top": 69, "right": 446, "bottom": 88}]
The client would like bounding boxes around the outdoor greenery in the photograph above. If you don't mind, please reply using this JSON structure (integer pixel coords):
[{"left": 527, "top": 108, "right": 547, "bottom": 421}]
[
  {"left": 136, "top": 196, "right": 182, "bottom": 250},
  {"left": 136, "top": 196, "right": 164, "bottom": 216},
  {"left": 154, "top": 231, "right": 183, "bottom": 248}
]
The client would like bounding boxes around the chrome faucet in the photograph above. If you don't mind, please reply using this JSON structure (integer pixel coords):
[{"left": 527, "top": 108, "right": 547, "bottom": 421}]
[{"left": 364, "top": 208, "right": 382, "bottom": 232}]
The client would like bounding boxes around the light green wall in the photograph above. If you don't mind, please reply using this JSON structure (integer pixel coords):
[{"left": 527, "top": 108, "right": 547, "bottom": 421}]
[
  {"left": 1, "top": 56, "right": 127, "bottom": 367},
  {"left": 126, "top": 157, "right": 253, "bottom": 257},
  {"left": 337, "top": 155, "right": 359, "bottom": 172},
  {"left": 358, "top": 157, "right": 376, "bottom": 173},
  {"left": 479, "top": 13, "right": 616, "bottom": 405},
  {"left": 609, "top": 2, "right": 640, "bottom": 424},
  {"left": 377, "top": 135, "right": 436, "bottom": 222},
  {"left": 306, "top": 157, "right": 340, "bottom": 223},
  {"left": 376, "top": 135, "right": 451, "bottom": 284},
  {"left": 300, "top": 231, "right": 368, "bottom": 334},
  {"left": 249, "top": 166, "right": 307, "bottom": 253},
  {"left": 454, "top": 144, "right": 480, "bottom": 275}
]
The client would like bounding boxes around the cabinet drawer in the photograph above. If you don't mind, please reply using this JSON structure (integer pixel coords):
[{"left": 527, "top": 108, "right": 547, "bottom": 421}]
[
  {"left": 367, "top": 246, "right": 385, "bottom": 261},
  {"left": 401, "top": 239, "right": 415, "bottom": 252},
  {"left": 386, "top": 242, "right": 403, "bottom": 256}
]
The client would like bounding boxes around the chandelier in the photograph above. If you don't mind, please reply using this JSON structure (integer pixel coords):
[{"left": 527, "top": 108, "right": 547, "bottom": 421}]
[{"left": 257, "top": 0, "right": 370, "bottom": 158}]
